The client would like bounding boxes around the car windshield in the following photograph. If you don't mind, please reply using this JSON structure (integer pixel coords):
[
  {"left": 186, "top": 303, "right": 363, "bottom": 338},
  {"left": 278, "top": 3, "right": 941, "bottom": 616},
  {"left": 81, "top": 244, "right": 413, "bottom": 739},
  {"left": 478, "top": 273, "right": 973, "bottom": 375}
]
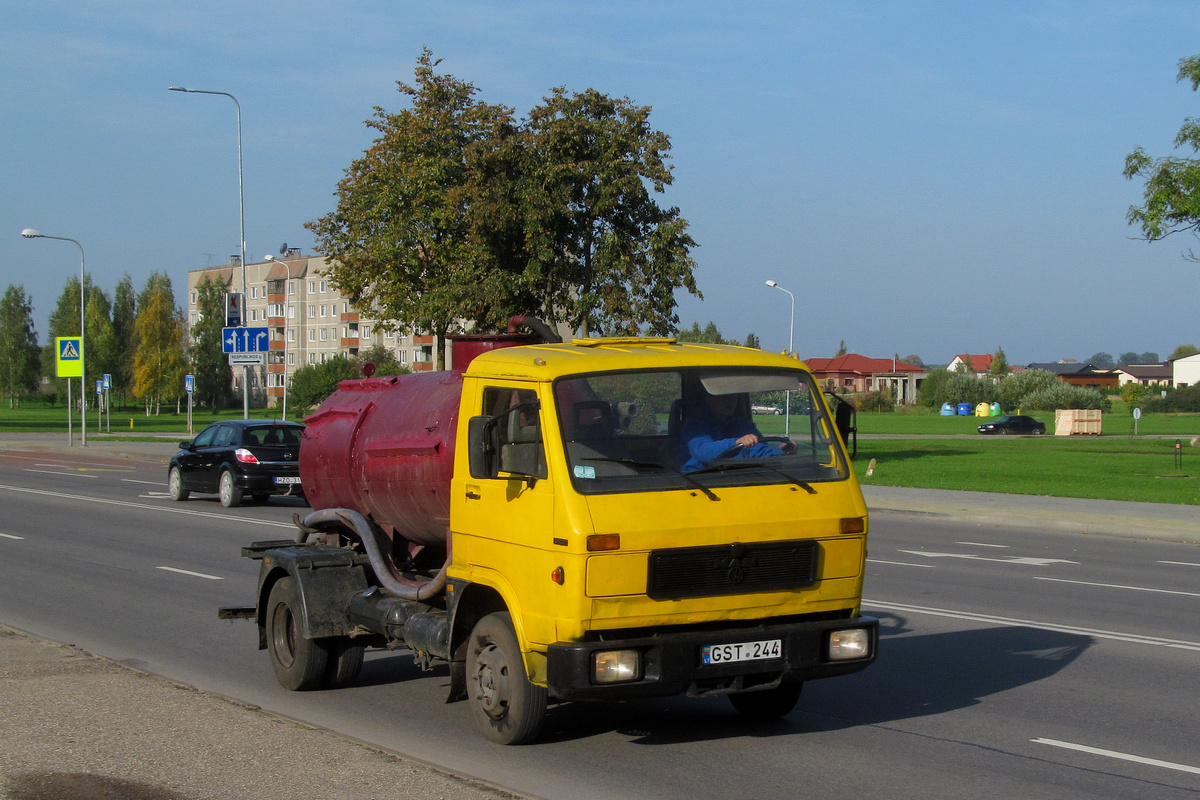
[{"left": 554, "top": 368, "right": 850, "bottom": 495}]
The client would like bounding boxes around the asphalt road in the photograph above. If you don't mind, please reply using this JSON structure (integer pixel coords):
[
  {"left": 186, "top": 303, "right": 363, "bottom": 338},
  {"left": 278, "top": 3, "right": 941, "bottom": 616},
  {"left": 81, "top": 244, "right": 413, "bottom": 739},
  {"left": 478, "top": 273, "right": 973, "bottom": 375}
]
[{"left": 1, "top": 443, "right": 1198, "bottom": 799}]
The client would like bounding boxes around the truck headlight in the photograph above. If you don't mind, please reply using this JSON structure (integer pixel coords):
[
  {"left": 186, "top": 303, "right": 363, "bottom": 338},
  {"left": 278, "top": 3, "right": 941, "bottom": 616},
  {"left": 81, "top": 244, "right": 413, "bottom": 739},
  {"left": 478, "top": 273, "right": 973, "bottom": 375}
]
[
  {"left": 593, "top": 649, "right": 640, "bottom": 683},
  {"left": 827, "top": 629, "right": 870, "bottom": 661}
]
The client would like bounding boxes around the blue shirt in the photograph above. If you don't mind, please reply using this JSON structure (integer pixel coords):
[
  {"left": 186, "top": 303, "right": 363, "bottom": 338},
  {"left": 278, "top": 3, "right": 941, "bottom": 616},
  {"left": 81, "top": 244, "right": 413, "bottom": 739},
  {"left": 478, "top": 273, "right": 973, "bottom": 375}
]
[{"left": 680, "top": 409, "right": 781, "bottom": 473}]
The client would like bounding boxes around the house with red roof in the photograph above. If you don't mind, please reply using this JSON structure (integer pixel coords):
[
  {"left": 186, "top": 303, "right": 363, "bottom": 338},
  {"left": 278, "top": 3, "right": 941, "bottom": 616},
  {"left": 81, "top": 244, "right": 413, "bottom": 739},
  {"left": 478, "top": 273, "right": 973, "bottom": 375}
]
[
  {"left": 946, "top": 354, "right": 993, "bottom": 374},
  {"left": 804, "top": 354, "right": 925, "bottom": 403}
]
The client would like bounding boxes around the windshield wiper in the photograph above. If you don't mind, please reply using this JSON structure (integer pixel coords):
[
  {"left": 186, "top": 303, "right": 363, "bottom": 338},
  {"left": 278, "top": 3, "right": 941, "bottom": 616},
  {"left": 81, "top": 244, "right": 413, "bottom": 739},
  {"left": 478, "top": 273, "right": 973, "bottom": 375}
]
[{"left": 691, "top": 460, "right": 816, "bottom": 494}]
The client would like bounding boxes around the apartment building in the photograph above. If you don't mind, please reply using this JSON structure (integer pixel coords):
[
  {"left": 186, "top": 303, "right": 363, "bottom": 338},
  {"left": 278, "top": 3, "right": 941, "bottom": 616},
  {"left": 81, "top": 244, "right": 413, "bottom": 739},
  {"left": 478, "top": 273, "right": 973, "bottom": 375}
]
[{"left": 185, "top": 254, "right": 437, "bottom": 408}]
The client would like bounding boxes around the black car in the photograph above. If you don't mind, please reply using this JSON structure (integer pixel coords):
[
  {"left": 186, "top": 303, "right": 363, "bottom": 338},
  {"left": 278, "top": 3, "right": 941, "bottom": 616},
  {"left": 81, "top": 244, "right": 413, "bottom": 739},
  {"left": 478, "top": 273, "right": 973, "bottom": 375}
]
[
  {"left": 168, "top": 419, "right": 305, "bottom": 507},
  {"left": 977, "top": 415, "right": 1046, "bottom": 436}
]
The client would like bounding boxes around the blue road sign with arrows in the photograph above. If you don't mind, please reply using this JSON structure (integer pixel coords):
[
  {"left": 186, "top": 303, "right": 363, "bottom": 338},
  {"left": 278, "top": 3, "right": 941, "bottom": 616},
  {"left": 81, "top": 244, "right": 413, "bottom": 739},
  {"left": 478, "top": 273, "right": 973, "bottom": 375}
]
[{"left": 222, "top": 327, "right": 270, "bottom": 353}]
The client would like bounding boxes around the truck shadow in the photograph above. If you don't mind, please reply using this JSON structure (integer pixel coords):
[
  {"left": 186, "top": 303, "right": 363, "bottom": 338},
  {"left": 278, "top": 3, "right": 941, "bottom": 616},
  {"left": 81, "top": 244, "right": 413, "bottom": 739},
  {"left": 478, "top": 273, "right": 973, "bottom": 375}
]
[{"left": 536, "top": 613, "right": 1092, "bottom": 745}]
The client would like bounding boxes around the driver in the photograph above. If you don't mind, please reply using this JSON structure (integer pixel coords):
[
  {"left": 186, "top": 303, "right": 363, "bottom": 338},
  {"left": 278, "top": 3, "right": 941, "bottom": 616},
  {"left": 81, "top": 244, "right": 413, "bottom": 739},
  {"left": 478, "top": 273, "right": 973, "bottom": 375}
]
[{"left": 680, "top": 390, "right": 793, "bottom": 473}]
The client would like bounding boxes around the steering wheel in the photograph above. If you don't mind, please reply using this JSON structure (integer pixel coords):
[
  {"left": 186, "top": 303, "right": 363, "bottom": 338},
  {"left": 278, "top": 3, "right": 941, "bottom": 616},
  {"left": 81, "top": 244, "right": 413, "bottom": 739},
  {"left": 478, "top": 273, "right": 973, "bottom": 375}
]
[{"left": 714, "top": 436, "right": 794, "bottom": 460}]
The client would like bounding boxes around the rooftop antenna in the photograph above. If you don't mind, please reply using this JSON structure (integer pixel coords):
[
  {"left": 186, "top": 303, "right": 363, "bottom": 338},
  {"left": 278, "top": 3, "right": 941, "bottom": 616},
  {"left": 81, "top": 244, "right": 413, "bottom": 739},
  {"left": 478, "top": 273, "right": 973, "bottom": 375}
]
[{"left": 279, "top": 243, "right": 288, "bottom": 256}]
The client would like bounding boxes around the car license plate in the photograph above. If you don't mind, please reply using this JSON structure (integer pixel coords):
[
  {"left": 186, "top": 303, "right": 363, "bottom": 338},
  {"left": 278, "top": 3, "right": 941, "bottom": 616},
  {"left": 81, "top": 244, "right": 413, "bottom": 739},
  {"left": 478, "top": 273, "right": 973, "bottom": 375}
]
[
  {"left": 701, "top": 639, "right": 782, "bottom": 665},
  {"left": 274, "top": 476, "right": 301, "bottom": 485}
]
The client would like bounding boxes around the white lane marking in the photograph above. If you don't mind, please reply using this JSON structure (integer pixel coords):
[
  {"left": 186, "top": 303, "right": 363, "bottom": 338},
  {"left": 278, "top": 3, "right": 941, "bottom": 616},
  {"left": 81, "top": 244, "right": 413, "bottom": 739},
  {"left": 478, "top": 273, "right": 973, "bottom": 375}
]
[
  {"left": 34, "top": 462, "right": 133, "bottom": 471},
  {"left": 24, "top": 469, "right": 97, "bottom": 479},
  {"left": 956, "top": 541, "right": 1009, "bottom": 548},
  {"left": 866, "top": 558, "right": 935, "bottom": 568},
  {"left": 157, "top": 566, "right": 223, "bottom": 581},
  {"left": 140, "top": 492, "right": 172, "bottom": 498},
  {"left": 0, "top": 483, "right": 293, "bottom": 528},
  {"left": 1033, "top": 576, "right": 1200, "bottom": 598},
  {"left": 1159, "top": 560, "right": 1200, "bottom": 568},
  {"left": 0, "top": 532, "right": 24, "bottom": 540},
  {"left": 1032, "top": 738, "right": 1200, "bottom": 776},
  {"left": 123, "top": 479, "right": 169, "bottom": 486},
  {"left": 898, "top": 550, "right": 1078, "bottom": 566},
  {"left": 863, "top": 600, "right": 1200, "bottom": 651}
]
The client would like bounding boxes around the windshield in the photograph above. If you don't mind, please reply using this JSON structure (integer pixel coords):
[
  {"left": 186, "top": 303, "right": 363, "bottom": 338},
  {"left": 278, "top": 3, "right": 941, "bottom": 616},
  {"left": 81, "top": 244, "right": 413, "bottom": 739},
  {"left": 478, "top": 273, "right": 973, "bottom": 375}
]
[{"left": 554, "top": 368, "right": 849, "bottom": 495}]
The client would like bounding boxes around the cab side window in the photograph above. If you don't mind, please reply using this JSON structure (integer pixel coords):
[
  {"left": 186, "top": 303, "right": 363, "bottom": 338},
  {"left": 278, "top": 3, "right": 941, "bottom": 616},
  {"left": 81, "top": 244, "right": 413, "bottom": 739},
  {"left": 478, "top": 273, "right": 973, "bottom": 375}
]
[{"left": 482, "top": 386, "right": 546, "bottom": 479}]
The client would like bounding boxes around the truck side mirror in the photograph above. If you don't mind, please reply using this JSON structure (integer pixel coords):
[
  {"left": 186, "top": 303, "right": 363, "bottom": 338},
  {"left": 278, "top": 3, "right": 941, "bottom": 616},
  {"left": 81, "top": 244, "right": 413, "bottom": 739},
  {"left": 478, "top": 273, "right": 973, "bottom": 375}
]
[{"left": 467, "top": 415, "right": 497, "bottom": 478}]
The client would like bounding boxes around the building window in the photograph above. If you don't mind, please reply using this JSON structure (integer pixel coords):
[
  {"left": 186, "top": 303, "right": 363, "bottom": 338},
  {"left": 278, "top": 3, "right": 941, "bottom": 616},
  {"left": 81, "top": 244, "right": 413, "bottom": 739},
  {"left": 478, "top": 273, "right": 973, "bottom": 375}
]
[
  {"left": 250, "top": 309, "right": 257, "bottom": 322},
  {"left": 190, "top": 291, "right": 197, "bottom": 305},
  {"left": 308, "top": 353, "right": 315, "bottom": 364},
  {"left": 398, "top": 350, "right": 407, "bottom": 363},
  {"left": 385, "top": 329, "right": 394, "bottom": 340},
  {"left": 308, "top": 305, "right": 315, "bottom": 319},
  {"left": 287, "top": 352, "right": 295, "bottom": 366},
  {"left": 287, "top": 281, "right": 295, "bottom": 295},
  {"left": 319, "top": 329, "right": 328, "bottom": 341},
  {"left": 287, "top": 304, "right": 295, "bottom": 319},
  {"left": 320, "top": 305, "right": 327, "bottom": 317},
  {"left": 287, "top": 329, "right": 295, "bottom": 342},
  {"left": 308, "top": 281, "right": 315, "bottom": 293},
  {"left": 320, "top": 280, "right": 327, "bottom": 293},
  {"left": 308, "top": 330, "right": 315, "bottom": 342}
]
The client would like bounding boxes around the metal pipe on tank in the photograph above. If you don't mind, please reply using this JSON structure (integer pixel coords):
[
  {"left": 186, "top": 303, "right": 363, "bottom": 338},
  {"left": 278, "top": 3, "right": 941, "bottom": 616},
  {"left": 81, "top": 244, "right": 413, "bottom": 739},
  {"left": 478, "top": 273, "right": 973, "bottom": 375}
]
[{"left": 299, "top": 508, "right": 447, "bottom": 602}]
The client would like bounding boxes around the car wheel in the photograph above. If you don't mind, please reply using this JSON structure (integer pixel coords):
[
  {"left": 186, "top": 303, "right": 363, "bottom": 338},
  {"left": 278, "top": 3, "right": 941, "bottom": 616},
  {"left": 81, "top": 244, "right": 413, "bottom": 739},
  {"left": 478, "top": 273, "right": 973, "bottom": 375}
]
[
  {"left": 219, "top": 470, "right": 243, "bottom": 507},
  {"left": 167, "top": 467, "right": 189, "bottom": 501},
  {"left": 729, "top": 681, "right": 803, "bottom": 721},
  {"left": 1033, "top": 428, "right": 1044, "bottom": 436},
  {"left": 266, "top": 577, "right": 328, "bottom": 691},
  {"left": 467, "top": 612, "right": 547, "bottom": 745}
]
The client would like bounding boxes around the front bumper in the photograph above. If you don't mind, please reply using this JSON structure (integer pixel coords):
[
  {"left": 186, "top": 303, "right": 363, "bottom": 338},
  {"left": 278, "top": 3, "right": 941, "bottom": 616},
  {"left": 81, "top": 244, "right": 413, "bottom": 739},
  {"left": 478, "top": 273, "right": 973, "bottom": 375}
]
[{"left": 545, "top": 615, "right": 878, "bottom": 701}]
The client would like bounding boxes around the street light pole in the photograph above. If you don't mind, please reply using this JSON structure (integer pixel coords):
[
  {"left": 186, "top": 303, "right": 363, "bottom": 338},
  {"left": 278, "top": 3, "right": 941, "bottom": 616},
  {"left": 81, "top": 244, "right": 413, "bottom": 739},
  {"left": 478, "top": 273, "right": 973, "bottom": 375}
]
[
  {"left": 765, "top": 279, "right": 796, "bottom": 437},
  {"left": 169, "top": 85, "right": 249, "bottom": 419},
  {"left": 264, "top": 254, "right": 290, "bottom": 420},
  {"left": 22, "top": 229, "right": 87, "bottom": 446}
]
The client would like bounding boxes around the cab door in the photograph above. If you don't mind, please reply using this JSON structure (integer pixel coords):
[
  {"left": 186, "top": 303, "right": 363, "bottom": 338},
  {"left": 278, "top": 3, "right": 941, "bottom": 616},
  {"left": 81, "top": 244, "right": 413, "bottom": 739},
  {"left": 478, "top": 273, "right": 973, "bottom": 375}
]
[{"left": 452, "top": 382, "right": 559, "bottom": 645}]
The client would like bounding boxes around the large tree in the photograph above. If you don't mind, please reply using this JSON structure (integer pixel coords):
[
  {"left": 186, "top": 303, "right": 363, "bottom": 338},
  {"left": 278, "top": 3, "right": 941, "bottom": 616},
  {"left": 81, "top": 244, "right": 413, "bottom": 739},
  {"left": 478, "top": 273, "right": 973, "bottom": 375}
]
[
  {"left": 132, "top": 272, "right": 186, "bottom": 414},
  {"left": 0, "top": 285, "right": 40, "bottom": 407},
  {"left": 1124, "top": 55, "right": 1200, "bottom": 255},
  {"left": 520, "top": 87, "right": 700, "bottom": 336},
  {"left": 308, "top": 49, "right": 521, "bottom": 370},
  {"left": 191, "top": 276, "right": 232, "bottom": 409}
]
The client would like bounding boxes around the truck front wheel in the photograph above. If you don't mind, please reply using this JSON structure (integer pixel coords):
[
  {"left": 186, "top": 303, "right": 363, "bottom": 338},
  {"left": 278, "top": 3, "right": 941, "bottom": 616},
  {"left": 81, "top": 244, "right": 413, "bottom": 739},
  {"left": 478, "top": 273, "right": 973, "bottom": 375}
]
[
  {"left": 266, "top": 576, "right": 328, "bottom": 690},
  {"left": 466, "top": 612, "right": 547, "bottom": 745},
  {"left": 728, "top": 681, "right": 803, "bottom": 721}
]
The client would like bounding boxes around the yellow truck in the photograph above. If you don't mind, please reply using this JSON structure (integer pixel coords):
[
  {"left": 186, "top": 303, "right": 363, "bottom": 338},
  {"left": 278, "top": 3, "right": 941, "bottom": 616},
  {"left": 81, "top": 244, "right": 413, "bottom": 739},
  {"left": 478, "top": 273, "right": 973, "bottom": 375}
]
[{"left": 225, "top": 317, "right": 877, "bottom": 744}]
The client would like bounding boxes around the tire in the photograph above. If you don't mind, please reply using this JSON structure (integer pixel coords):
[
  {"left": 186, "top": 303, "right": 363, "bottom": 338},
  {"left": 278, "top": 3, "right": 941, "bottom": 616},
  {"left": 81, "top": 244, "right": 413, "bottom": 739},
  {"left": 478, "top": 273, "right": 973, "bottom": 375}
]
[
  {"left": 322, "top": 638, "right": 365, "bottom": 689},
  {"left": 466, "top": 612, "right": 547, "bottom": 745},
  {"left": 1033, "top": 428, "right": 1044, "bottom": 436},
  {"left": 219, "top": 470, "right": 243, "bottom": 507},
  {"left": 265, "top": 576, "right": 328, "bottom": 691},
  {"left": 167, "top": 467, "right": 189, "bottom": 501},
  {"left": 729, "top": 681, "right": 803, "bottom": 721}
]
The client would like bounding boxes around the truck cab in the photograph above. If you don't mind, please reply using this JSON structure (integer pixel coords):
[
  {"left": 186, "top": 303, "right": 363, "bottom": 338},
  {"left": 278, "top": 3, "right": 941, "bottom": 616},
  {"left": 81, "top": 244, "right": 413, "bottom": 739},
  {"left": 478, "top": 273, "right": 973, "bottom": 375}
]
[{"left": 451, "top": 338, "right": 876, "bottom": 742}]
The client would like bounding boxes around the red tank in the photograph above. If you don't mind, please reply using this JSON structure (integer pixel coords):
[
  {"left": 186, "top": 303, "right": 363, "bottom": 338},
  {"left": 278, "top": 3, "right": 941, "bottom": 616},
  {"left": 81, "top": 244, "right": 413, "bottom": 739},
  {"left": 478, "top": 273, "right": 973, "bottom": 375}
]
[{"left": 299, "top": 332, "right": 542, "bottom": 548}]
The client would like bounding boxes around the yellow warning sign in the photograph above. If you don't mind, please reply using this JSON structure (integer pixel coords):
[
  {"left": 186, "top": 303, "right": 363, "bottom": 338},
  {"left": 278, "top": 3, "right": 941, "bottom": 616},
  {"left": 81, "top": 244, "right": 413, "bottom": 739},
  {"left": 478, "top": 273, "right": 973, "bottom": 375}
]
[{"left": 56, "top": 337, "right": 82, "bottom": 378}]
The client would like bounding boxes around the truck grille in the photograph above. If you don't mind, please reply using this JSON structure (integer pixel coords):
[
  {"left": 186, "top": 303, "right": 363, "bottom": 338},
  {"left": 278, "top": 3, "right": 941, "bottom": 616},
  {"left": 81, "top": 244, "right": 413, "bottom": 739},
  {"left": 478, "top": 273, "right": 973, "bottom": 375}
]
[{"left": 647, "top": 540, "right": 820, "bottom": 600}]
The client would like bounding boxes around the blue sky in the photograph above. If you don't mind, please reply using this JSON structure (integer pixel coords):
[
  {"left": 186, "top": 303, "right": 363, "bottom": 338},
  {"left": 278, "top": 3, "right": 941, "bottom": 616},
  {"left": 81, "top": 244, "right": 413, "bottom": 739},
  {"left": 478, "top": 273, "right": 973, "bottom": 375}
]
[{"left": 4, "top": 1, "right": 1200, "bottom": 367}]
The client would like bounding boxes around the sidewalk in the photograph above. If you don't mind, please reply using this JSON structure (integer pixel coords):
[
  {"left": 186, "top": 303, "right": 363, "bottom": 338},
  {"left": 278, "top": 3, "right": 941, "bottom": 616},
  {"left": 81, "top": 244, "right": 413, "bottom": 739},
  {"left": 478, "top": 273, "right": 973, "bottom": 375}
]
[
  {"left": 0, "top": 626, "right": 515, "bottom": 800},
  {"left": 863, "top": 485, "right": 1200, "bottom": 541}
]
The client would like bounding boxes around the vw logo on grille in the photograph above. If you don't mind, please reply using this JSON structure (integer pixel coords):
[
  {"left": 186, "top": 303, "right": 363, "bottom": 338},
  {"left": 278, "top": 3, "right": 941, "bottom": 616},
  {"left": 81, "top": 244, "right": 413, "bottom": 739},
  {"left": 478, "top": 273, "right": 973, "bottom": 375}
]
[{"left": 726, "top": 562, "right": 745, "bottom": 584}]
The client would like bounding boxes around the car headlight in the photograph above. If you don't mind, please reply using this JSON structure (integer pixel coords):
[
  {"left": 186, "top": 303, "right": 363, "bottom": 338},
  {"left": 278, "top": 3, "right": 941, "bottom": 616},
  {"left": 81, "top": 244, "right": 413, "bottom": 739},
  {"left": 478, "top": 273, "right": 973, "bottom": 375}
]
[
  {"left": 593, "top": 650, "right": 640, "bottom": 683},
  {"left": 828, "top": 629, "right": 871, "bottom": 661}
]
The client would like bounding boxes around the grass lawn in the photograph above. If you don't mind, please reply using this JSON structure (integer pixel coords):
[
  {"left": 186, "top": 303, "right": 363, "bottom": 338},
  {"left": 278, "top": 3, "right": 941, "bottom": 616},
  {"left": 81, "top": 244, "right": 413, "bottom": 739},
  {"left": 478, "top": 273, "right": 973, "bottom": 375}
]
[
  {"left": 753, "top": 405, "right": 1200, "bottom": 505},
  {"left": 0, "top": 404, "right": 289, "bottom": 438}
]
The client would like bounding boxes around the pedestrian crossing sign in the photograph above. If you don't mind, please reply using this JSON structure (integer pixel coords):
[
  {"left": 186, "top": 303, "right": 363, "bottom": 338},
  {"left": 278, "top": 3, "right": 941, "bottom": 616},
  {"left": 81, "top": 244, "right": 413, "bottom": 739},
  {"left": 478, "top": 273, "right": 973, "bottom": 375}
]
[{"left": 56, "top": 337, "right": 82, "bottom": 378}]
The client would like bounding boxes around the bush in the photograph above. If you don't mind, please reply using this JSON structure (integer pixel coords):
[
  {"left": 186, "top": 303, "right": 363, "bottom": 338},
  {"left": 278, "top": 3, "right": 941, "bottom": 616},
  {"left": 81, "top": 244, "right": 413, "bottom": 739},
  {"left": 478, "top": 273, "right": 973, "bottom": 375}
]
[
  {"left": 853, "top": 390, "right": 895, "bottom": 412},
  {"left": 1142, "top": 384, "right": 1200, "bottom": 412},
  {"left": 997, "top": 369, "right": 1059, "bottom": 411},
  {"left": 1120, "top": 383, "right": 1147, "bottom": 405},
  {"left": 1019, "top": 384, "right": 1111, "bottom": 412}
]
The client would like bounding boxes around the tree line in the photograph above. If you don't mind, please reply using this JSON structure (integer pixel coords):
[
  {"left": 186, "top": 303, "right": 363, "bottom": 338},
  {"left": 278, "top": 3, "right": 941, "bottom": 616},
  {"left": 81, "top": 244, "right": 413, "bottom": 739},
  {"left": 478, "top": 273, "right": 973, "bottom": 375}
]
[{"left": 0, "top": 274, "right": 187, "bottom": 412}]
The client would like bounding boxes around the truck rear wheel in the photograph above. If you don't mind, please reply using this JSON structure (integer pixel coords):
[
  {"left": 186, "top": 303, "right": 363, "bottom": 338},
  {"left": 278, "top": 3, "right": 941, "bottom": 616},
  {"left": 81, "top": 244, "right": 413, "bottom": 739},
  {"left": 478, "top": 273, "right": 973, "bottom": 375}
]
[
  {"left": 466, "top": 612, "right": 547, "bottom": 745},
  {"left": 728, "top": 681, "right": 803, "bottom": 721},
  {"left": 266, "top": 576, "right": 328, "bottom": 690},
  {"left": 322, "top": 637, "right": 365, "bottom": 689}
]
